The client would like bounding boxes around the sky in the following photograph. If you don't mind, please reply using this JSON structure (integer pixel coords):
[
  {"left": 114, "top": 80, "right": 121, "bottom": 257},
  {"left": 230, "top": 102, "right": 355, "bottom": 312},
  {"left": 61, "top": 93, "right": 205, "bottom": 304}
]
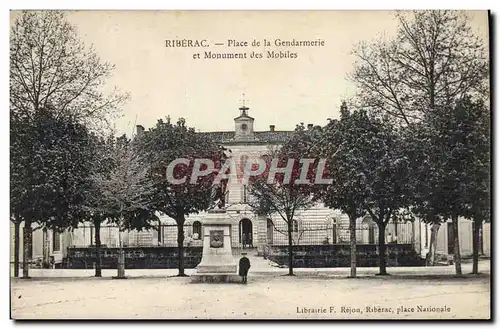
[{"left": 15, "top": 10, "right": 490, "bottom": 135}]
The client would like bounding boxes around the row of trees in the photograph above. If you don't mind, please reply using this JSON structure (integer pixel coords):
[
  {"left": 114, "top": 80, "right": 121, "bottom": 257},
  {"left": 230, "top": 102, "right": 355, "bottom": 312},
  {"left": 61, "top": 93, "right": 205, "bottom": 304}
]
[
  {"left": 10, "top": 10, "right": 128, "bottom": 278},
  {"left": 247, "top": 96, "right": 489, "bottom": 277},
  {"left": 10, "top": 11, "right": 228, "bottom": 279},
  {"left": 246, "top": 10, "right": 490, "bottom": 277},
  {"left": 10, "top": 10, "right": 489, "bottom": 279}
]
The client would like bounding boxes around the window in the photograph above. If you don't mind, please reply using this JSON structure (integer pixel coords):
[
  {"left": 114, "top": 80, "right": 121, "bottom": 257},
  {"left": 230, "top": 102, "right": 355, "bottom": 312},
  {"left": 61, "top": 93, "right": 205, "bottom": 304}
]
[
  {"left": 52, "top": 231, "right": 61, "bottom": 252},
  {"left": 424, "top": 224, "right": 428, "bottom": 248},
  {"left": 292, "top": 220, "right": 299, "bottom": 233},
  {"left": 193, "top": 221, "right": 202, "bottom": 240},
  {"left": 243, "top": 185, "right": 248, "bottom": 203},
  {"left": 239, "top": 155, "right": 249, "bottom": 174}
]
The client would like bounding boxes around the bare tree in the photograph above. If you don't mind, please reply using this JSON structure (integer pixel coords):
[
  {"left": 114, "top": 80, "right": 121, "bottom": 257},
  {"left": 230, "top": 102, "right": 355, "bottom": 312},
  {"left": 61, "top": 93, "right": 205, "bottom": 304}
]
[
  {"left": 249, "top": 177, "right": 315, "bottom": 276},
  {"left": 349, "top": 10, "right": 488, "bottom": 125},
  {"left": 10, "top": 11, "right": 128, "bottom": 129},
  {"left": 92, "top": 136, "right": 156, "bottom": 278}
]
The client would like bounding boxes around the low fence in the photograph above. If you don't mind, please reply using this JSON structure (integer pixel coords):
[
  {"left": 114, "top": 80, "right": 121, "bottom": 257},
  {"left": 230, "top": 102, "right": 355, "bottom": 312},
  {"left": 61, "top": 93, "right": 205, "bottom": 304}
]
[
  {"left": 64, "top": 244, "right": 424, "bottom": 269},
  {"left": 263, "top": 244, "right": 425, "bottom": 268},
  {"left": 68, "top": 224, "right": 203, "bottom": 248},
  {"left": 65, "top": 246, "right": 203, "bottom": 269},
  {"left": 267, "top": 221, "right": 415, "bottom": 246}
]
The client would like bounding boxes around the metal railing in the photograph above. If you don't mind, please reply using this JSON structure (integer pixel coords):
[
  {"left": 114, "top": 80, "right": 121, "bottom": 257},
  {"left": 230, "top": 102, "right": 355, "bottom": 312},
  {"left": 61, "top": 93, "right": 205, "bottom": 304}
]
[{"left": 266, "top": 221, "right": 414, "bottom": 246}]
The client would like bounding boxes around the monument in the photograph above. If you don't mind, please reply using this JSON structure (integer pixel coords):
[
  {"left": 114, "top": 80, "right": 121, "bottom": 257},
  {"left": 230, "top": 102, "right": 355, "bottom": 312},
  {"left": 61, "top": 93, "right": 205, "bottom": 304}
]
[
  {"left": 191, "top": 171, "right": 240, "bottom": 283},
  {"left": 191, "top": 209, "right": 240, "bottom": 283}
]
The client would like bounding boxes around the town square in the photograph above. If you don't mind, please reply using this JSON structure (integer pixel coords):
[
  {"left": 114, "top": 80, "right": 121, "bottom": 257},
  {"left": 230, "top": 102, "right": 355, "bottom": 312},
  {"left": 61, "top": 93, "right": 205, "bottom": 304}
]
[{"left": 9, "top": 9, "right": 491, "bottom": 320}]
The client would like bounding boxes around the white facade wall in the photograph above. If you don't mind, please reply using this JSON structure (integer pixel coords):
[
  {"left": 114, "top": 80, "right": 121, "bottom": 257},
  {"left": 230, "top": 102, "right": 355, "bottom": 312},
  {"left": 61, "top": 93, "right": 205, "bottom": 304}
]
[
  {"left": 419, "top": 217, "right": 476, "bottom": 257},
  {"left": 13, "top": 110, "right": 488, "bottom": 261},
  {"left": 10, "top": 222, "right": 65, "bottom": 265}
]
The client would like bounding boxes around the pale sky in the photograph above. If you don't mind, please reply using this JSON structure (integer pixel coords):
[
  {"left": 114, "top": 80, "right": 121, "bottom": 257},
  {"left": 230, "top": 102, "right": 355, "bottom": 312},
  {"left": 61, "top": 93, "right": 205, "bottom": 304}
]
[{"left": 19, "top": 10, "right": 491, "bottom": 135}]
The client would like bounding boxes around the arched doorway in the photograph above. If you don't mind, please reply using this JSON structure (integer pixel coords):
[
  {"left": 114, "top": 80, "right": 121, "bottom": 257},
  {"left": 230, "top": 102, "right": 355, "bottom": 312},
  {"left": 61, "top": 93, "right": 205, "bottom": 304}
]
[{"left": 239, "top": 218, "right": 253, "bottom": 248}]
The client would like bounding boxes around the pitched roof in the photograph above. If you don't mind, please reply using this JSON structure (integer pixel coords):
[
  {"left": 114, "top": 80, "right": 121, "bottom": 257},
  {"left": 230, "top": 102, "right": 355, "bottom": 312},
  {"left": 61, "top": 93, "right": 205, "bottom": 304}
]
[{"left": 198, "top": 130, "right": 293, "bottom": 144}]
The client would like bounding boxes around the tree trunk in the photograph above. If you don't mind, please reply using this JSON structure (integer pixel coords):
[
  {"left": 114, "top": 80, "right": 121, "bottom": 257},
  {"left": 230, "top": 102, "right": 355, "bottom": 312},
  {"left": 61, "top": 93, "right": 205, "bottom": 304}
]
[
  {"left": 14, "top": 221, "right": 21, "bottom": 277},
  {"left": 115, "top": 226, "right": 126, "bottom": 279},
  {"left": 42, "top": 227, "right": 50, "bottom": 268},
  {"left": 158, "top": 221, "right": 162, "bottom": 246},
  {"left": 377, "top": 222, "right": 388, "bottom": 275},
  {"left": 394, "top": 220, "right": 398, "bottom": 241},
  {"left": 348, "top": 215, "right": 357, "bottom": 278},
  {"left": 452, "top": 214, "right": 462, "bottom": 275},
  {"left": 287, "top": 220, "right": 294, "bottom": 276},
  {"left": 426, "top": 223, "right": 441, "bottom": 266},
  {"left": 472, "top": 220, "right": 481, "bottom": 274},
  {"left": 94, "top": 220, "right": 102, "bottom": 277},
  {"left": 176, "top": 217, "right": 187, "bottom": 276},
  {"left": 22, "top": 220, "right": 32, "bottom": 279}
]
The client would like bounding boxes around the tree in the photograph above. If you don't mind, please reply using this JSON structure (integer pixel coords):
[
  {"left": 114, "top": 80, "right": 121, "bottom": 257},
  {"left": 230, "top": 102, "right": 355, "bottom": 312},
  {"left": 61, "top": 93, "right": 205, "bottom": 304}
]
[
  {"left": 466, "top": 101, "right": 490, "bottom": 275},
  {"left": 330, "top": 109, "right": 411, "bottom": 275},
  {"left": 316, "top": 105, "right": 369, "bottom": 278},
  {"left": 410, "top": 98, "right": 490, "bottom": 275},
  {"left": 349, "top": 10, "right": 488, "bottom": 261},
  {"left": 248, "top": 124, "right": 321, "bottom": 276},
  {"left": 81, "top": 134, "right": 118, "bottom": 277},
  {"left": 91, "top": 135, "right": 157, "bottom": 278},
  {"left": 140, "top": 118, "right": 227, "bottom": 276},
  {"left": 10, "top": 108, "right": 35, "bottom": 277},
  {"left": 10, "top": 10, "right": 127, "bottom": 129},
  {"left": 349, "top": 10, "right": 488, "bottom": 125},
  {"left": 10, "top": 10, "right": 127, "bottom": 277},
  {"left": 10, "top": 108, "right": 94, "bottom": 278}
]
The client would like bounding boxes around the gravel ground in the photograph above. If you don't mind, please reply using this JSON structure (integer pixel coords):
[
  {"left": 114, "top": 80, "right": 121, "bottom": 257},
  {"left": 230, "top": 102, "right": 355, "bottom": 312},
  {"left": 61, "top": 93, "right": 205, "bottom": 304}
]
[{"left": 10, "top": 260, "right": 490, "bottom": 320}]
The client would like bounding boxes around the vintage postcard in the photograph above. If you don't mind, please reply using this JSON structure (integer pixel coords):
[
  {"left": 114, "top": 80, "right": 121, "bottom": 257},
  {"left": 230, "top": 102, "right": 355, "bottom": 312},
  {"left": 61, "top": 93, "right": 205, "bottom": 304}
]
[{"left": 9, "top": 10, "right": 491, "bottom": 320}]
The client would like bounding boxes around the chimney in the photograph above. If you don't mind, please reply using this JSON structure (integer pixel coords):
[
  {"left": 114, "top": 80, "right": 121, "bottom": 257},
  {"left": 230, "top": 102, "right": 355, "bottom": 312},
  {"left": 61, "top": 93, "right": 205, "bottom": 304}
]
[
  {"left": 269, "top": 125, "right": 275, "bottom": 132},
  {"left": 136, "top": 125, "right": 145, "bottom": 137},
  {"left": 307, "top": 124, "right": 313, "bottom": 130}
]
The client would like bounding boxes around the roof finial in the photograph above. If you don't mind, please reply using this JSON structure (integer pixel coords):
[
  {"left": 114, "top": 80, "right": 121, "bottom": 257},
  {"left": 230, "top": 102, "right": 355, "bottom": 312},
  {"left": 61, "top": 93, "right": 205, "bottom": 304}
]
[
  {"left": 239, "top": 93, "right": 249, "bottom": 115},
  {"left": 240, "top": 93, "right": 247, "bottom": 107}
]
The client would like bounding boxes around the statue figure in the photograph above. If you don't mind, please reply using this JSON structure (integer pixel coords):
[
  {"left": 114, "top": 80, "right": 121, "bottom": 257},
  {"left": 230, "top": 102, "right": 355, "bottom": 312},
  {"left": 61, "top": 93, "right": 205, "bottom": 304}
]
[{"left": 211, "top": 148, "right": 232, "bottom": 210}]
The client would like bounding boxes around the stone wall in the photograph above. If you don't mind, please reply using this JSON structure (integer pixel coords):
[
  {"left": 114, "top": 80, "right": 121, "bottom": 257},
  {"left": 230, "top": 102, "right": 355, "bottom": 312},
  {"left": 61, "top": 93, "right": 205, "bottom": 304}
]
[
  {"left": 65, "top": 247, "right": 203, "bottom": 269},
  {"left": 263, "top": 244, "right": 425, "bottom": 268}
]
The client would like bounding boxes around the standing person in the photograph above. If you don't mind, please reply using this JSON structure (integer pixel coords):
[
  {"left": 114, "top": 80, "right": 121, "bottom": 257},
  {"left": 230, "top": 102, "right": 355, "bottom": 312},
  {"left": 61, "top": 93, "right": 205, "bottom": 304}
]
[{"left": 239, "top": 252, "right": 251, "bottom": 284}]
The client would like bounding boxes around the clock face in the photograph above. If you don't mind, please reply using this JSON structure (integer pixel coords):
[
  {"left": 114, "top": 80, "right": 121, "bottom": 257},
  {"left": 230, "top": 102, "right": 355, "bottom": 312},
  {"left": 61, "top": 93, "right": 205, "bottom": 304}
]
[{"left": 241, "top": 123, "right": 248, "bottom": 131}]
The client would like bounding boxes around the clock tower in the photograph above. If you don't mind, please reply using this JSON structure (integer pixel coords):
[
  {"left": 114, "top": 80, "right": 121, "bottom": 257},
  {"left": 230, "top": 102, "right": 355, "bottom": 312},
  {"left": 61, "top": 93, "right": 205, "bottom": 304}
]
[{"left": 234, "top": 99, "right": 255, "bottom": 140}]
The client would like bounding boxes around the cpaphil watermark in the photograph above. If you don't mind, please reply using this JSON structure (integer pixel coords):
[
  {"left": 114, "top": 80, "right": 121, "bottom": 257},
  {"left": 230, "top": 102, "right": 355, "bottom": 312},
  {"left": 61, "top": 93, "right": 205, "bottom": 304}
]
[{"left": 165, "top": 157, "right": 332, "bottom": 185}]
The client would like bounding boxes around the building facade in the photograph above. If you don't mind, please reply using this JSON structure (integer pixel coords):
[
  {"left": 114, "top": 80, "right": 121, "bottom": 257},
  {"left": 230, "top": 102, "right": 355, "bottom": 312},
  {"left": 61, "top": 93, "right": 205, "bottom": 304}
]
[{"left": 10, "top": 104, "right": 490, "bottom": 267}]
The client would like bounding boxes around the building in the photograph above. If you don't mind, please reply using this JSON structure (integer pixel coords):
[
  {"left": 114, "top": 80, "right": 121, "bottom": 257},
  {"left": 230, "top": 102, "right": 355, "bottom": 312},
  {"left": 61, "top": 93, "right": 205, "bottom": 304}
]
[
  {"left": 10, "top": 223, "right": 68, "bottom": 268},
  {"left": 10, "top": 103, "right": 490, "bottom": 268}
]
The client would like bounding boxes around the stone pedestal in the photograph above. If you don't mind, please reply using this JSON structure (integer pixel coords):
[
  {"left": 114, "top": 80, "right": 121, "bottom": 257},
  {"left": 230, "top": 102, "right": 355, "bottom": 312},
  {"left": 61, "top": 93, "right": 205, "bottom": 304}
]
[{"left": 191, "top": 209, "right": 239, "bottom": 283}]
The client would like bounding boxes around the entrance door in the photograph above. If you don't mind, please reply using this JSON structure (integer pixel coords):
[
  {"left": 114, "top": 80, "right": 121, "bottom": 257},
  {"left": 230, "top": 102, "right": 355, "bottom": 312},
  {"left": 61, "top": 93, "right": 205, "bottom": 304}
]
[{"left": 239, "top": 219, "right": 253, "bottom": 248}]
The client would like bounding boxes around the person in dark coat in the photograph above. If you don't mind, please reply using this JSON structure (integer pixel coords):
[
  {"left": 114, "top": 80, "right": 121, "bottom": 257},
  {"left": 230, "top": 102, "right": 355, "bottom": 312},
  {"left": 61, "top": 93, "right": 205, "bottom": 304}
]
[{"left": 238, "top": 253, "right": 251, "bottom": 284}]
